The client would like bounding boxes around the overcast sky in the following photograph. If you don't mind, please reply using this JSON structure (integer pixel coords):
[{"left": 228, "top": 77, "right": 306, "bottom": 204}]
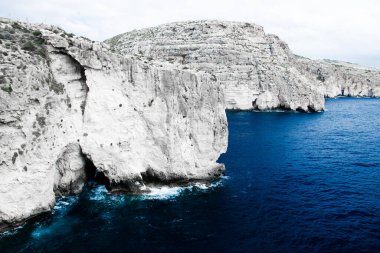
[{"left": 1, "top": 0, "right": 379, "bottom": 68}]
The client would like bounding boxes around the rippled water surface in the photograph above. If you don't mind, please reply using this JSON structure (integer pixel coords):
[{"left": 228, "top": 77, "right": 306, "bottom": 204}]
[{"left": 1, "top": 98, "right": 380, "bottom": 252}]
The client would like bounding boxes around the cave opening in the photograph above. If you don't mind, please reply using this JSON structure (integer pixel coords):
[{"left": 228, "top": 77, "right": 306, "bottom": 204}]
[{"left": 84, "top": 157, "right": 111, "bottom": 189}]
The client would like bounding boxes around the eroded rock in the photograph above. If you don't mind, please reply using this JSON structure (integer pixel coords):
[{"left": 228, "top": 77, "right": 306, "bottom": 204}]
[
  {"left": 1, "top": 18, "right": 379, "bottom": 229},
  {"left": 106, "top": 20, "right": 380, "bottom": 111},
  {"left": 0, "top": 17, "right": 227, "bottom": 227}
]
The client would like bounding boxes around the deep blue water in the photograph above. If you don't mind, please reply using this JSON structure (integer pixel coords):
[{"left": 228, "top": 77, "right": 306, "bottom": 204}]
[{"left": 1, "top": 98, "right": 380, "bottom": 253}]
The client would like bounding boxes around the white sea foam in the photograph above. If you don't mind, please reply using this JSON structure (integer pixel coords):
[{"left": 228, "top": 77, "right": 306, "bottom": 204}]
[
  {"left": 141, "top": 186, "right": 185, "bottom": 200},
  {"left": 140, "top": 176, "right": 229, "bottom": 200},
  {"left": 0, "top": 225, "right": 23, "bottom": 238},
  {"left": 85, "top": 176, "right": 228, "bottom": 201},
  {"left": 0, "top": 177, "right": 228, "bottom": 238},
  {"left": 53, "top": 195, "right": 79, "bottom": 214},
  {"left": 89, "top": 185, "right": 108, "bottom": 201}
]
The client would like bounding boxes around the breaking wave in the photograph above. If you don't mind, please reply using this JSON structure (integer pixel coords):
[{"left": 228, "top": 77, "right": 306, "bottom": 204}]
[{"left": 140, "top": 176, "right": 229, "bottom": 200}]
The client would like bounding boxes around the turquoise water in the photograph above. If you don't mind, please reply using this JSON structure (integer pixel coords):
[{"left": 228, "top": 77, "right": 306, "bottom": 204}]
[{"left": 1, "top": 98, "right": 380, "bottom": 252}]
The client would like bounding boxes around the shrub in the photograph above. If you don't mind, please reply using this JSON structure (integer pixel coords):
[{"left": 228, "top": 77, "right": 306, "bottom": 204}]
[
  {"left": 22, "top": 41, "right": 36, "bottom": 51},
  {"left": 1, "top": 85, "right": 13, "bottom": 94},
  {"left": 37, "top": 48, "right": 47, "bottom": 58},
  {"left": 34, "top": 37, "right": 45, "bottom": 46},
  {"left": 11, "top": 22, "right": 22, "bottom": 29},
  {"left": 32, "top": 30, "right": 42, "bottom": 37}
]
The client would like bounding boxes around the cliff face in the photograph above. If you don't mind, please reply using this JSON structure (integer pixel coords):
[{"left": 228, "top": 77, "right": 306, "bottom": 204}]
[
  {"left": 295, "top": 57, "right": 380, "bottom": 98},
  {"left": 106, "top": 20, "right": 380, "bottom": 111},
  {"left": 0, "top": 18, "right": 227, "bottom": 228},
  {"left": 1, "top": 18, "right": 379, "bottom": 230}
]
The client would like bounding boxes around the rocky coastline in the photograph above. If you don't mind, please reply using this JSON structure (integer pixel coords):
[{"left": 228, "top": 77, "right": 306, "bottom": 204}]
[{"left": 1, "top": 17, "right": 379, "bottom": 230}]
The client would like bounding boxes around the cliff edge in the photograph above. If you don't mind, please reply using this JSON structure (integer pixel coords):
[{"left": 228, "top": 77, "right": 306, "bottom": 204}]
[
  {"left": 106, "top": 20, "right": 380, "bottom": 111},
  {"left": 0, "top": 18, "right": 227, "bottom": 229},
  {"left": 1, "top": 18, "right": 379, "bottom": 231}
]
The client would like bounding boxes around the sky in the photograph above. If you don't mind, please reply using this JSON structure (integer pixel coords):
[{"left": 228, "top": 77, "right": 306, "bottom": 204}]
[{"left": 0, "top": 0, "right": 379, "bottom": 68}]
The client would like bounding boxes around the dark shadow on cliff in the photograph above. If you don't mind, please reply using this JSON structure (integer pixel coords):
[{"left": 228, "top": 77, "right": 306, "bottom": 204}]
[{"left": 84, "top": 157, "right": 111, "bottom": 189}]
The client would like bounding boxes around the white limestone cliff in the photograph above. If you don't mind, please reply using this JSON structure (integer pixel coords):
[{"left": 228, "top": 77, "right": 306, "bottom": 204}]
[
  {"left": 1, "top": 18, "right": 379, "bottom": 231},
  {"left": 295, "top": 57, "right": 380, "bottom": 98},
  {"left": 0, "top": 18, "right": 227, "bottom": 229},
  {"left": 106, "top": 20, "right": 380, "bottom": 111}
]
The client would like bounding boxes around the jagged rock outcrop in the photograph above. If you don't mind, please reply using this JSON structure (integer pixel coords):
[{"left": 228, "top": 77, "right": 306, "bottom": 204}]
[
  {"left": 106, "top": 20, "right": 380, "bottom": 111},
  {"left": 295, "top": 58, "right": 380, "bottom": 98},
  {"left": 0, "top": 18, "right": 227, "bottom": 229},
  {"left": 1, "top": 17, "right": 379, "bottom": 231}
]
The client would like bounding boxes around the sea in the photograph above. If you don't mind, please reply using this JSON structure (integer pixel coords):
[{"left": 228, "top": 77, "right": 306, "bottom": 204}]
[{"left": 1, "top": 98, "right": 379, "bottom": 252}]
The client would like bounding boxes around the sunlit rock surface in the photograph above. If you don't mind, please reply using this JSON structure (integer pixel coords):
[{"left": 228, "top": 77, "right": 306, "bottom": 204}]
[
  {"left": 1, "top": 18, "right": 379, "bottom": 230},
  {"left": 0, "top": 17, "right": 227, "bottom": 228},
  {"left": 106, "top": 20, "right": 380, "bottom": 111}
]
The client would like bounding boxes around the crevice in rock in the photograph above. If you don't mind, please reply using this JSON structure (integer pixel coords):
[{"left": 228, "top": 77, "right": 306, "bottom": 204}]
[
  {"left": 251, "top": 98, "right": 258, "bottom": 109},
  {"left": 48, "top": 49, "right": 89, "bottom": 115},
  {"left": 307, "top": 105, "right": 317, "bottom": 113},
  {"left": 141, "top": 167, "right": 171, "bottom": 185},
  {"left": 83, "top": 156, "right": 110, "bottom": 189},
  {"left": 140, "top": 167, "right": 192, "bottom": 187}
]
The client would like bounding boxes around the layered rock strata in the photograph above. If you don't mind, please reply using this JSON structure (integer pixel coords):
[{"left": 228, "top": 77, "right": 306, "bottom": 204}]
[
  {"left": 106, "top": 20, "right": 380, "bottom": 111},
  {"left": 0, "top": 18, "right": 227, "bottom": 228},
  {"left": 1, "top": 18, "right": 379, "bottom": 230}
]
